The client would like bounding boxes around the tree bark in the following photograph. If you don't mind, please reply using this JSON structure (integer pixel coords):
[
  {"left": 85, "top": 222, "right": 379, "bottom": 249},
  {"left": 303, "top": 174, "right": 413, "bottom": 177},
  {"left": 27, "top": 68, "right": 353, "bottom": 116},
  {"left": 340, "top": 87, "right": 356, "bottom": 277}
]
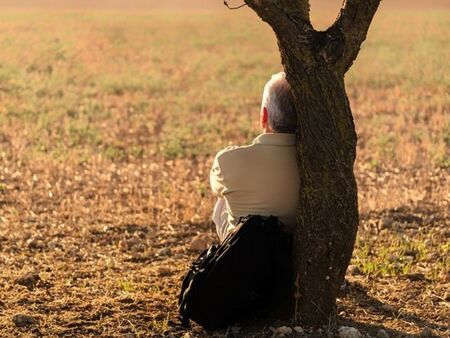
[{"left": 243, "top": 0, "right": 381, "bottom": 326}]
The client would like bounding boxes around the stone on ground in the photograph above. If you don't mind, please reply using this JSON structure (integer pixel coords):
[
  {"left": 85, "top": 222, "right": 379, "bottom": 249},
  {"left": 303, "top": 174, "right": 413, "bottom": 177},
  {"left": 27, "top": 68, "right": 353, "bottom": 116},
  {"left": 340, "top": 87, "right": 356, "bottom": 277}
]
[
  {"left": 275, "top": 326, "right": 293, "bottom": 335},
  {"left": 338, "top": 326, "right": 362, "bottom": 338},
  {"left": 189, "top": 235, "right": 208, "bottom": 252},
  {"left": 293, "top": 326, "right": 304, "bottom": 334},
  {"left": 377, "top": 328, "right": 389, "bottom": 338},
  {"left": 15, "top": 272, "right": 40, "bottom": 290},
  {"left": 157, "top": 266, "right": 172, "bottom": 276},
  {"left": 420, "top": 327, "right": 434, "bottom": 337},
  {"left": 12, "top": 314, "right": 38, "bottom": 327}
]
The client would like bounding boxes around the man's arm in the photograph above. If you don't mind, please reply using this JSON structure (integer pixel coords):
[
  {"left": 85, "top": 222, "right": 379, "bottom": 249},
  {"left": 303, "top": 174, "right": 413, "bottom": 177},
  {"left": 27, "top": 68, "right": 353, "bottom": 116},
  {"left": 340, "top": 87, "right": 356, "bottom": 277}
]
[
  {"left": 212, "top": 197, "right": 230, "bottom": 241},
  {"left": 210, "top": 151, "right": 234, "bottom": 242},
  {"left": 210, "top": 145, "right": 238, "bottom": 196},
  {"left": 210, "top": 154, "right": 226, "bottom": 197}
]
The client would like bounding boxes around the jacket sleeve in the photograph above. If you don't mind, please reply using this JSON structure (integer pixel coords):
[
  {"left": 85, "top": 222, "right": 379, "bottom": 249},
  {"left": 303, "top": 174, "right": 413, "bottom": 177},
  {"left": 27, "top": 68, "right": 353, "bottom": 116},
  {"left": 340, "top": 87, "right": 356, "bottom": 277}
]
[{"left": 210, "top": 153, "right": 226, "bottom": 197}]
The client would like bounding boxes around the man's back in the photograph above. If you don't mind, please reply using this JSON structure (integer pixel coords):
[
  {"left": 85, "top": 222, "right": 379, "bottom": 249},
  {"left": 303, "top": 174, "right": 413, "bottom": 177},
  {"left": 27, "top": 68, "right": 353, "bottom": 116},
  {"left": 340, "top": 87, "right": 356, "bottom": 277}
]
[{"left": 210, "top": 133, "right": 299, "bottom": 237}]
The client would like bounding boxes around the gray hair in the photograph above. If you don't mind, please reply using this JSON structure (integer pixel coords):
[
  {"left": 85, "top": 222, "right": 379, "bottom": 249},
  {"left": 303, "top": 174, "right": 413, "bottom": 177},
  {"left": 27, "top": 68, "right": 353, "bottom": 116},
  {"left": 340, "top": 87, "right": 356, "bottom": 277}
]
[{"left": 261, "top": 72, "right": 297, "bottom": 133}]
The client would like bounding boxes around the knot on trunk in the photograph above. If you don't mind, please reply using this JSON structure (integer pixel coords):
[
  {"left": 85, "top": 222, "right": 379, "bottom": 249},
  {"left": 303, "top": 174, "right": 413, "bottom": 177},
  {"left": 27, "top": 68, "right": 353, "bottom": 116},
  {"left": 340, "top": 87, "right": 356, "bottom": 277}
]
[{"left": 310, "top": 27, "right": 345, "bottom": 65}]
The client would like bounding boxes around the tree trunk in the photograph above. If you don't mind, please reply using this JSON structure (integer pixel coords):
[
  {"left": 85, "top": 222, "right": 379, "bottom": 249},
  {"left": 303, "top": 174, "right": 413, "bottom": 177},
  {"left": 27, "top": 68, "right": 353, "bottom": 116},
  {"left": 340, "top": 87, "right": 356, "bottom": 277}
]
[
  {"left": 282, "top": 41, "right": 359, "bottom": 326},
  {"left": 242, "top": 0, "right": 382, "bottom": 326}
]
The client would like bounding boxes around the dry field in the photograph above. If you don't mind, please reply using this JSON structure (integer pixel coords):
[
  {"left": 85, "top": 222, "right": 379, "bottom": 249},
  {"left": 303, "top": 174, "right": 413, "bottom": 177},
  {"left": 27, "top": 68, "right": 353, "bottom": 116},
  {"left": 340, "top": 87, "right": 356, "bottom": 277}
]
[{"left": 0, "top": 4, "right": 449, "bottom": 338}]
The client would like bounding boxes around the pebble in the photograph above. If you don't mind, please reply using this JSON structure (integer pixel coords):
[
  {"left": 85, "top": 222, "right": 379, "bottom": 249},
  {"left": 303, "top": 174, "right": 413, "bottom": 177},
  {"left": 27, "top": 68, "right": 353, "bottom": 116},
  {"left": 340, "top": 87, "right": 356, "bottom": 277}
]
[
  {"left": 127, "top": 237, "right": 144, "bottom": 252},
  {"left": 189, "top": 235, "right": 208, "bottom": 252},
  {"left": 27, "top": 238, "right": 45, "bottom": 250},
  {"left": 156, "top": 247, "right": 172, "bottom": 257},
  {"left": 377, "top": 329, "right": 389, "bottom": 338},
  {"left": 293, "top": 326, "right": 304, "bottom": 334},
  {"left": 12, "top": 314, "right": 38, "bottom": 327},
  {"left": 387, "top": 254, "right": 398, "bottom": 263},
  {"left": 420, "top": 327, "right": 434, "bottom": 337},
  {"left": 381, "top": 304, "right": 395, "bottom": 313},
  {"left": 405, "top": 273, "right": 425, "bottom": 281},
  {"left": 15, "top": 272, "right": 40, "bottom": 290},
  {"left": 338, "top": 326, "right": 362, "bottom": 338},
  {"left": 381, "top": 217, "right": 394, "bottom": 229},
  {"left": 276, "top": 326, "right": 293, "bottom": 335},
  {"left": 157, "top": 267, "right": 172, "bottom": 276}
]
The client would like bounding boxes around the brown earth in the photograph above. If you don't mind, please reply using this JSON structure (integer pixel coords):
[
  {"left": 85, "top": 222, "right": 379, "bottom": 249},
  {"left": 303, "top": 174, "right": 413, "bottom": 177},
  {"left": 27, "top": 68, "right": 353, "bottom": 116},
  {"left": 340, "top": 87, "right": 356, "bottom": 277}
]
[{"left": 0, "top": 7, "right": 449, "bottom": 338}]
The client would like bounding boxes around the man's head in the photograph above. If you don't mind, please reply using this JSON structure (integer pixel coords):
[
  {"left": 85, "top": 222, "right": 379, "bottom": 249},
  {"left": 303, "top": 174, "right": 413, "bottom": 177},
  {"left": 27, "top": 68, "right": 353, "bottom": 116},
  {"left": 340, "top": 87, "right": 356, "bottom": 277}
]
[{"left": 260, "top": 72, "right": 297, "bottom": 134}]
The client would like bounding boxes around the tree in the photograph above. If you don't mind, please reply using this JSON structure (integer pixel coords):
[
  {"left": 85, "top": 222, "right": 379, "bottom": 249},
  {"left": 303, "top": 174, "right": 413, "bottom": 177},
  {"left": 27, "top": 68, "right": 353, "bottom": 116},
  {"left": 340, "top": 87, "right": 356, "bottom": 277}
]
[{"left": 237, "top": 0, "right": 381, "bottom": 326}]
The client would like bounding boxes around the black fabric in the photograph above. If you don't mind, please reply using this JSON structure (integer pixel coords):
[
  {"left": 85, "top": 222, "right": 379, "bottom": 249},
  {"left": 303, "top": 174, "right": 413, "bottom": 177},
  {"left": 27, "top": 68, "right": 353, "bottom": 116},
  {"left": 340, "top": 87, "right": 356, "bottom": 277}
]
[{"left": 178, "top": 215, "right": 292, "bottom": 330}]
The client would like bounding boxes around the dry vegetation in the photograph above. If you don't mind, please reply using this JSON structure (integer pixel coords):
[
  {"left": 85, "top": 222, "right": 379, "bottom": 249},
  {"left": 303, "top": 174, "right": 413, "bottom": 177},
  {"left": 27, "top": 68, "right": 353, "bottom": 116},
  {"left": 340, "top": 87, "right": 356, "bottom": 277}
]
[{"left": 0, "top": 5, "right": 449, "bottom": 338}]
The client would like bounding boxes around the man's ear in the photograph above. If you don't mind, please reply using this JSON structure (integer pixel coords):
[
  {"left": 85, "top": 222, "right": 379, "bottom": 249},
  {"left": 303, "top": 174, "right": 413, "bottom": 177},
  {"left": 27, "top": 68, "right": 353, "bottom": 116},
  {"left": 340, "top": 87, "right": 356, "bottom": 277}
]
[{"left": 262, "top": 107, "right": 269, "bottom": 128}]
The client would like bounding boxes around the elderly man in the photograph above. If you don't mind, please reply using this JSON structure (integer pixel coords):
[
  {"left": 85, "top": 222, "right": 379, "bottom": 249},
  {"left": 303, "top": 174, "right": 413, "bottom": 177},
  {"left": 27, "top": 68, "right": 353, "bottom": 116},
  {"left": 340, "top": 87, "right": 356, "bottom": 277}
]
[{"left": 210, "top": 72, "right": 299, "bottom": 241}]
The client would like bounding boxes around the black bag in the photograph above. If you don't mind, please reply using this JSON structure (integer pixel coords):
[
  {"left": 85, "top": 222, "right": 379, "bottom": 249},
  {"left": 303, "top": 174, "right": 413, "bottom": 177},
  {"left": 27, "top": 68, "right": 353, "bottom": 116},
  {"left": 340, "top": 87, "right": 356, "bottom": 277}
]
[{"left": 178, "top": 215, "right": 292, "bottom": 330}]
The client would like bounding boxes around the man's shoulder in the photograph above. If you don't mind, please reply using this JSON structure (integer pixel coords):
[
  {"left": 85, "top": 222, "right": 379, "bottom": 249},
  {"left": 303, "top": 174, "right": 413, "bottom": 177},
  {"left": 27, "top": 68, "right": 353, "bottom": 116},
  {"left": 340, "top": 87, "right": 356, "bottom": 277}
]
[
  {"left": 214, "top": 143, "right": 255, "bottom": 165},
  {"left": 211, "top": 143, "right": 257, "bottom": 184}
]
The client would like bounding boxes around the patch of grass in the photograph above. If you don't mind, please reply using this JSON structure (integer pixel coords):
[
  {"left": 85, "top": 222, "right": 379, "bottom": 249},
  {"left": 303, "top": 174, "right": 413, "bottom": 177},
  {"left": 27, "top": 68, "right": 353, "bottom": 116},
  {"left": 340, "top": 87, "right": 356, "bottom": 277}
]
[
  {"left": 129, "top": 145, "right": 145, "bottom": 159},
  {"left": 353, "top": 227, "right": 449, "bottom": 280},
  {"left": 104, "top": 145, "right": 127, "bottom": 161},
  {"left": 376, "top": 134, "right": 396, "bottom": 159},
  {"left": 118, "top": 279, "right": 135, "bottom": 293},
  {"left": 434, "top": 154, "right": 450, "bottom": 169},
  {"left": 68, "top": 125, "right": 100, "bottom": 147}
]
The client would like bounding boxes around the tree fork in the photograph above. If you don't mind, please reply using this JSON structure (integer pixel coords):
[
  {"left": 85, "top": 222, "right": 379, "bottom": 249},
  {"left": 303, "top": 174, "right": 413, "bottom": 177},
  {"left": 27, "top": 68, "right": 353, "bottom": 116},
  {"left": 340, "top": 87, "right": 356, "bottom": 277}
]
[{"left": 242, "top": 0, "right": 382, "bottom": 326}]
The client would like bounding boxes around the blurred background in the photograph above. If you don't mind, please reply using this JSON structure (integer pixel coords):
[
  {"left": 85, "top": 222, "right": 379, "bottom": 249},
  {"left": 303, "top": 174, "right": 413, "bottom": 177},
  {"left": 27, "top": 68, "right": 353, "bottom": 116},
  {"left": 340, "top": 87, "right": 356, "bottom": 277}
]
[
  {"left": 0, "top": 0, "right": 449, "bottom": 9},
  {"left": 0, "top": 1, "right": 448, "bottom": 337}
]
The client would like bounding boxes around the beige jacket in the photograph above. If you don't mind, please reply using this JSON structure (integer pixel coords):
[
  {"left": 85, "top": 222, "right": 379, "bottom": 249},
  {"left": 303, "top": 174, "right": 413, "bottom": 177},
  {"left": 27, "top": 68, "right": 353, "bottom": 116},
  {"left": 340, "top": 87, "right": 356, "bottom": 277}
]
[{"left": 210, "top": 133, "right": 299, "bottom": 238}]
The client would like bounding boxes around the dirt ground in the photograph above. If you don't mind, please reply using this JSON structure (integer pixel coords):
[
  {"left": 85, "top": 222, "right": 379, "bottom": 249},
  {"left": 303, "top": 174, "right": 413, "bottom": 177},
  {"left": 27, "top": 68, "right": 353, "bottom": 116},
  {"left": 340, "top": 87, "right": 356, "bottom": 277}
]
[
  {"left": 0, "top": 4, "right": 449, "bottom": 338},
  {"left": 1, "top": 154, "right": 448, "bottom": 337}
]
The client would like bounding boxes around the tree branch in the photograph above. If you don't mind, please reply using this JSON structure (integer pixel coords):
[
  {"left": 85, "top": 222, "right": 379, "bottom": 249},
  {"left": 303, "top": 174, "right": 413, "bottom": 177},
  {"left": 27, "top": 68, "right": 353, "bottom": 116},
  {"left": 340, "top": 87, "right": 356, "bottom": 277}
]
[
  {"left": 332, "top": 0, "right": 382, "bottom": 74},
  {"left": 244, "top": 0, "right": 312, "bottom": 34},
  {"left": 244, "top": 0, "right": 314, "bottom": 62},
  {"left": 223, "top": 1, "right": 247, "bottom": 10}
]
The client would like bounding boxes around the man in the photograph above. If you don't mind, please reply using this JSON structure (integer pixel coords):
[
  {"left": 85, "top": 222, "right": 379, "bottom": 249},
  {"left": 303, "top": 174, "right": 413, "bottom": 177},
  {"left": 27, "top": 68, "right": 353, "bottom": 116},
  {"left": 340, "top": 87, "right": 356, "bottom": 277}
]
[{"left": 210, "top": 72, "right": 299, "bottom": 242}]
